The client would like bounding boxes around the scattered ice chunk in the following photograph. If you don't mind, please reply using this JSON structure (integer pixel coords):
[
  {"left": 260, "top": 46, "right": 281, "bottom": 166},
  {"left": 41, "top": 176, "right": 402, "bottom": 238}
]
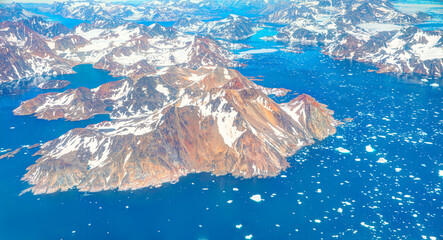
[
  {"left": 245, "top": 234, "right": 253, "bottom": 239},
  {"left": 233, "top": 188, "right": 239, "bottom": 191},
  {"left": 355, "top": 158, "right": 361, "bottom": 162},
  {"left": 360, "top": 222, "right": 374, "bottom": 229},
  {"left": 281, "top": 175, "right": 287, "bottom": 178},
  {"left": 202, "top": 188, "right": 209, "bottom": 191},
  {"left": 335, "top": 147, "right": 350, "bottom": 154},
  {"left": 250, "top": 194, "right": 264, "bottom": 202},
  {"left": 430, "top": 83, "right": 439, "bottom": 87},
  {"left": 395, "top": 168, "right": 402, "bottom": 172},
  {"left": 337, "top": 208, "right": 343, "bottom": 213},
  {"left": 316, "top": 189, "right": 322, "bottom": 193},
  {"left": 314, "top": 219, "right": 321, "bottom": 223},
  {"left": 227, "top": 200, "right": 233, "bottom": 204},
  {"left": 236, "top": 224, "right": 242, "bottom": 229},
  {"left": 377, "top": 158, "right": 388, "bottom": 164},
  {"left": 439, "top": 170, "right": 443, "bottom": 177},
  {"left": 275, "top": 224, "right": 280, "bottom": 227},
  {"left": 125, "top": 206, "right": 129, "bottom": 209},
  {"left": 365, "top": 145, "right": 375, "bottom": 152}
]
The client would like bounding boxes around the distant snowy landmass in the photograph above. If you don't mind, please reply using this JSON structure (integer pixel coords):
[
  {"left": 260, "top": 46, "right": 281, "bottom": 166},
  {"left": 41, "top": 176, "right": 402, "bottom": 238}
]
[
  {"left": 174, "top": 14, "right": 261, "bottom": 40},
  {"left": 0, "top": 9, "right": 239, "bottom": 83},
  {"left": 260, "top": 0, "right": 442, "bottom": 76}
]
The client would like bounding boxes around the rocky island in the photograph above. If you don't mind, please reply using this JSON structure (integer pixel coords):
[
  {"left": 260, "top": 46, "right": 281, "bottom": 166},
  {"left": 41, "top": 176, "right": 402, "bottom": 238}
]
[{"left": 15, "top": 66, "right": 342, "bottom": 194}]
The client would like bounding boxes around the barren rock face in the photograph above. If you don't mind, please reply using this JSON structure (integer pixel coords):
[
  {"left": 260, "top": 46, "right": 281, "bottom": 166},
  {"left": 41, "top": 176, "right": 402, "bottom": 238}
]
[{"left": 17, "top": 66, "right": 341, "bottom": 195}]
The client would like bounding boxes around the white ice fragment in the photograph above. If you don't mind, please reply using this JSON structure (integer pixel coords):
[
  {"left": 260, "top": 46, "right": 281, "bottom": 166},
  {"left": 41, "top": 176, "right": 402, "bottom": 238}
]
[
  {"left": 439, "top": 170, "right": 443, "bottom": 177},
  {"left": 336, "top": 147, "right": 350, "bottom": 154},
  {"left": 236, "top": 224, "right": 242, "bottom": 229},
  {"left": 250, "top": 194, "right": 264, "bottom": 202},
  {"left": 314, "top": 219, "right": 321, "bottom": 223},
  {"left": 227, "top": 200, "right": 233, "bottom": 204},
  {"left": 395, "top": 168, "right": 402, "bottom": 172},
  {"left": 337, "top": 208, "right": 343, "bottom": 213},
  {"left": 430, "top": 83, "right": 439, "bottom": 87},
  {"left": 377, "top": 158, "right": 388, "bottom": 164},
  {"left": 245, "top": 234, "right": 253, "bottom": 239},
  {"left": 233, "top": 188, "right": 239, "bottom": 191},
  {"left": 365, "top": 145, "right": 375, "bottom": 152}
]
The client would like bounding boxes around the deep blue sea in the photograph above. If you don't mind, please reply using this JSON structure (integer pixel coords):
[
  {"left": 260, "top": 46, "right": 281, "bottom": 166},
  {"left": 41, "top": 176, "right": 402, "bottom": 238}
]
[{"left": 0, "top": 1, "right": 441, "bottom": 240}]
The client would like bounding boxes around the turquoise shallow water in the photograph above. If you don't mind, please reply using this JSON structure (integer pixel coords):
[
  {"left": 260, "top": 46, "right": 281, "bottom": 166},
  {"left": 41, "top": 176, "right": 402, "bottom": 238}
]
[{"left": 0, "top": 1, "right": 440, "bottom": 239}]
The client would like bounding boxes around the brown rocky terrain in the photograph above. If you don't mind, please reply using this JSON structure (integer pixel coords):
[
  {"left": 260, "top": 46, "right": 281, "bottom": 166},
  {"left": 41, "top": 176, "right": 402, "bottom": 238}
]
[{"left": 16, "top": 66, "right": 342, "bottom": 194}]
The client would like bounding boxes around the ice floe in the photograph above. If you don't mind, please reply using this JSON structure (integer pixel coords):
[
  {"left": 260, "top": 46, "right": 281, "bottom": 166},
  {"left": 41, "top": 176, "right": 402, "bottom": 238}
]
[
  {"left": 365, "top": 145, "right": 375, "bottom": 152},
  {"left": 250, "top": 194, "right": 264, "bottom": 202},
  {"left": 335, "top": 147, "right": 350, "bottom": 154}
]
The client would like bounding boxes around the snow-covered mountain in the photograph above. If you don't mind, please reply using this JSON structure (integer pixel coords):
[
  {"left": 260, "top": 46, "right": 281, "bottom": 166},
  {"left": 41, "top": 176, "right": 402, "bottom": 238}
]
[
  {"left": 57, "top": 21, "right": 239, "bottom": 78},
  {"left": 0, "top": 18, "right": 239, "bottom": 83},
  {"left": 0, "top": 3, "right": 41, "bottom": 22},
  {"left": 174, "top": 14, "right": 260, "bottom": 40},
  {"left": 323, "top": 25, "right": 443, "bottom": 76},
  {"left": 21, "top": 16, "right": 70, "bottom": 38},
  {"left": 15, "top": 66, "right": 341, "bottom": 194},
  {"left": 42, "top": 0, "right": 224, "bottom": 22},
  {"left": 0, "top": 21, "right": 75, "bottom": 83},
  {"left": 261, "top": 0, "right": 441, "bottom": 76}
]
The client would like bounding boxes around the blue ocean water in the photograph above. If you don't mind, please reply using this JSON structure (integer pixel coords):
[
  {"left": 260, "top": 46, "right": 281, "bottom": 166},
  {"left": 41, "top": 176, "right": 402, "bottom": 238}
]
[{"left": 0, "top": 1, "right": 441, "bottom": 240}]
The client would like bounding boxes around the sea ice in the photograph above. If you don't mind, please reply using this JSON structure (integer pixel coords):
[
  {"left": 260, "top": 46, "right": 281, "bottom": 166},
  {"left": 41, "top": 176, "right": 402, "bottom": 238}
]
[
  {"left": 377, "top": 158, "right": 388, "bottom": 164},
  {"left": 227, "top": 200, "right": 233, "bottom": 204},
  {"left": 250, "top": 194, "right": 264, "bottom": 202},
  {"left": 233, "top": 188, "right": 239, "bottom": 191},
  {"left": 236, "top": 224, "right": 242, "bottom": 229},
  {"left": 336, "top": 147, "right": 350, "bottom": 154},
  {"left": 365, "top": 145, "right": 375, "bottom": 152},
  {"left": 240, "top": 48, "right": 278, "bottom": 55},
  {"left": 439, "top": 170, "right": 443, "bottom": 177},
  {"left": 430, "top": 83, "right": 439, "bottom": 87},
  {"left": 245, "top": 234, "right": 253, "bottom": 239}
]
